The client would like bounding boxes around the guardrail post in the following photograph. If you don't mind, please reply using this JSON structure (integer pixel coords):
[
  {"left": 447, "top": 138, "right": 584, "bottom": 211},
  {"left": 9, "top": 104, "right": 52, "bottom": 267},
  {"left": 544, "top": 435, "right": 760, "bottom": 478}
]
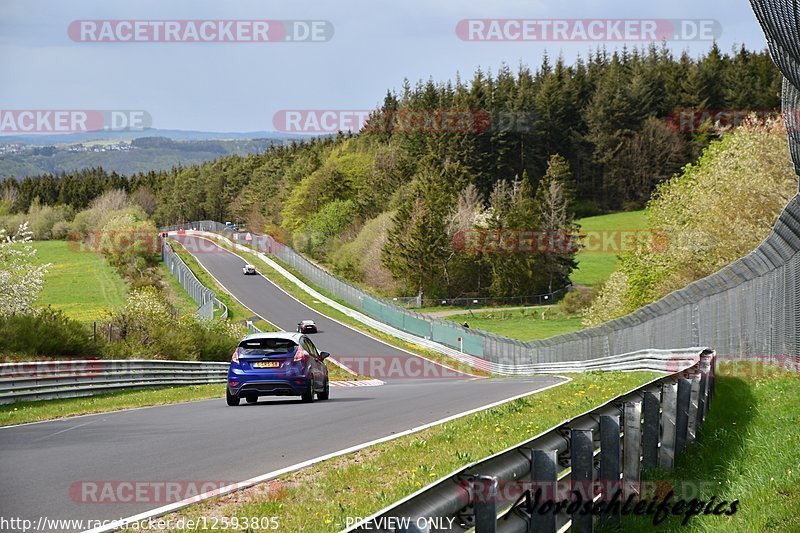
[
  {"left": 599, "top": 415, "right": 621, "bottom": 526},
  {"left": 641, "top": 391, "right": 660, "bottom": 471},
  {"left": 659, "top": 382, "right": 678, "bottom": 469},
  {"left": 531, "top": 450, "right": 557, "bottom": 533},
  {"left": 570, "top": 429, "right": 594, "bottom": 532},
  {"left": 471, "top": 475, "right": 498, "bottom": 533},
  {"left": 697, "top": 354, "right": 712, "bottom": 427},
  {"left": 709, "top": 356, "right": 716, "bottom": 401},
  {"left": 622, "top": 402, "right": 642, "bottom": 499},
  {"left": 675, "top": 378, "right": 692, "bottom": 455},
  {"left": 687, "top": 376, "right": 700, "bottom": 444}
]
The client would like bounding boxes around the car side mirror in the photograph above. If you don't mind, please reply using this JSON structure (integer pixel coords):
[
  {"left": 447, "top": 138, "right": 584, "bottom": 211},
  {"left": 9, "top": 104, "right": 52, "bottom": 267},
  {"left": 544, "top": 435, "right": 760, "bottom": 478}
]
[{"left": 319, "top": 351, "right": 330, "bottom": 360}]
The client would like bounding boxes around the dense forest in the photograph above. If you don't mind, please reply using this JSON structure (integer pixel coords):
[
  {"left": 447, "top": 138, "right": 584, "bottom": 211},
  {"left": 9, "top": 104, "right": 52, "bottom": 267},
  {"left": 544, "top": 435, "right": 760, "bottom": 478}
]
[{"left": 0, "top": 44, "right": 782, "bottom": 300}]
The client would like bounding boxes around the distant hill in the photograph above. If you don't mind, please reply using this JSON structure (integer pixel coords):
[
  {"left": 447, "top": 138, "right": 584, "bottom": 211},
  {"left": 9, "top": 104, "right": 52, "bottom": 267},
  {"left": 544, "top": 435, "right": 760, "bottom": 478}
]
[
  {"left": 0, "top": 128, "right": 309, "bottom": 145},
  {"left": 0, "top": 131, "right": 312, "bottom": 179}
]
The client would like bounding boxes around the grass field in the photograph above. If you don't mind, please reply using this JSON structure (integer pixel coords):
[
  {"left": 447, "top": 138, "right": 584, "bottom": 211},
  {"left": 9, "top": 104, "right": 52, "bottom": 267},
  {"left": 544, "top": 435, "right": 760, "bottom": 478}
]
[
  {"left": 33, "top": 240, "right": 128, "bottom": 322},
  {"left": 572, "top": 210, "right": 648, "bottom": 287},
  {"left": 447, "top": 308, "right": 585, "bottom": 341},
  {"left": 158, "top": 262, "right": 201, "bottom": 317}
]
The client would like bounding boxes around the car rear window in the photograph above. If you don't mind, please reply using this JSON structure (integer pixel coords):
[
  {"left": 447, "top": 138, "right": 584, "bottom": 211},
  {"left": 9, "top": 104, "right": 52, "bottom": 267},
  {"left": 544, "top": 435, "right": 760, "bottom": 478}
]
[{"left": 238, "top": 338, "right": 297, "bottom": 355}]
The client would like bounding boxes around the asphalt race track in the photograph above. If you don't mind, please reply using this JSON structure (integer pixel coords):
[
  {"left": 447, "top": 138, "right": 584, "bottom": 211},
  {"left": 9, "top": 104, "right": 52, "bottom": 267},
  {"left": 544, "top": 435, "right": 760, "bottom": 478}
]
[{"left": 0, "top": 234, "right": 566, "bottom": 531}]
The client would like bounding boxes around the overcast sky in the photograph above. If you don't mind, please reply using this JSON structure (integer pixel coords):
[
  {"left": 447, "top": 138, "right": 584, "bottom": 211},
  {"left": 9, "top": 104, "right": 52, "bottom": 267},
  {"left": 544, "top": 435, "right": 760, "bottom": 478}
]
[{"left": 0, "top": 0, "right": 771, "bottom": 133}]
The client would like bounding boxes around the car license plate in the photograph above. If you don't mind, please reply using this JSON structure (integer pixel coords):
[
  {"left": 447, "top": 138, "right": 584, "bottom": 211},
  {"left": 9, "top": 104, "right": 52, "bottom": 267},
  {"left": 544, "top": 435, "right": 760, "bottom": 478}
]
[{"left": 253, "top": 361, "right": 280, "bottom": 368}]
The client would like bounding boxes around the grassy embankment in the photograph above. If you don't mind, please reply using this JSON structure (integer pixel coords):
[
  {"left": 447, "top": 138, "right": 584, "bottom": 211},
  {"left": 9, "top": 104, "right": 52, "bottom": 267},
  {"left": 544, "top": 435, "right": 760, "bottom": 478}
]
[
  {"left": 602, "top": 362, "right": 800, "bottom": 532},
  {"left": 445, "top": 210, "right": 648, "bottom": 341}
]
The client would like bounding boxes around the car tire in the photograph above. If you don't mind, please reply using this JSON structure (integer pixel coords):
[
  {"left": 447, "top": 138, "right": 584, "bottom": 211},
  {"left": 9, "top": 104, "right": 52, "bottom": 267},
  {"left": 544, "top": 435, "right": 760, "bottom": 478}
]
[
  {"left": 226, "top": 390, "right": 240, "bottom": 406},
  {"left": 245, "top": 395, "right": 258, "bottom": 404},
  {"left": 301, "top": 377, "right": 315, "bottom": 403},
  {"left": 317, "top": 379, "right": 329, "bottom": 401}
]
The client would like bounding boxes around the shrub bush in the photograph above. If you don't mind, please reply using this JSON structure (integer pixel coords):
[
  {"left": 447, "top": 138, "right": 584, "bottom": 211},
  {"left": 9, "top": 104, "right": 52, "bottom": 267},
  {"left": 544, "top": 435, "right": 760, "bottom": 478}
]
[
  {"left": 0, "top": 307, "right": 98, "bottom": 356},
  {"left": 557, "top": 286, "right": 596, "bottom": 315},
  {"left": 107, "top": 287, "right": 244, "bottom": 361}
]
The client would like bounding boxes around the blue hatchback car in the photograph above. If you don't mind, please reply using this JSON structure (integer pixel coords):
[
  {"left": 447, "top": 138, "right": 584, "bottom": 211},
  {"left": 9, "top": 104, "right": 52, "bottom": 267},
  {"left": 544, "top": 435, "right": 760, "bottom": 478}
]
[{"left": 227, "top": 332, "right": 330, "bottom": 405}]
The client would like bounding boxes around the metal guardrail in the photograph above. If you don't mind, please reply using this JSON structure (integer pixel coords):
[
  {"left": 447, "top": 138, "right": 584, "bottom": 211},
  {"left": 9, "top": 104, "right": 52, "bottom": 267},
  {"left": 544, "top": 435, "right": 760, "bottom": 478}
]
[
  {"left": 0, "top": 359, "right": 228, "bottom": 404},
  {"left": 161, "top": 240, "right": 228, "bottom": 320},
  {"left": 347, "top": 349, "right": 715, "bottom": 533}
]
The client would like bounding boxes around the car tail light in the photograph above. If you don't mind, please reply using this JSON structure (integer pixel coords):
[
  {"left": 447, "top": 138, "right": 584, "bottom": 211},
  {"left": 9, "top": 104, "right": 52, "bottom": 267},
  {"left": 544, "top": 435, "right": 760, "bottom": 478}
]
[
  {"left": 293, "top": 347, "right": 307, "bottom": 363},
  {"left": 231, "top": 347, "right": 240, "bottom": 364}
]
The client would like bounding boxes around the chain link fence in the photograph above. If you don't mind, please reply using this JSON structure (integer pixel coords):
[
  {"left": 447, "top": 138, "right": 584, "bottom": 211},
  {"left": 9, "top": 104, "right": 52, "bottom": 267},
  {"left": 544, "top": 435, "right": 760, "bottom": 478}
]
[
  {"left": 161, "top": 240, "right": 227, "bottom": 320},
  {"left": 751, "top": 0, "right": 800, "bottom": 183}
]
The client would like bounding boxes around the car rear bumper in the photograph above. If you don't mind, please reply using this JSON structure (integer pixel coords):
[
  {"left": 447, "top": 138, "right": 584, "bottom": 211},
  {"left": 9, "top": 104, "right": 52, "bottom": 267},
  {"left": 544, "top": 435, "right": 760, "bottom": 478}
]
[
  {"left": 228, "top": 371, "right": 310, "bottom": 396},
  {"left": 229, "top": 379, "right": 308, "bottom": 396}
]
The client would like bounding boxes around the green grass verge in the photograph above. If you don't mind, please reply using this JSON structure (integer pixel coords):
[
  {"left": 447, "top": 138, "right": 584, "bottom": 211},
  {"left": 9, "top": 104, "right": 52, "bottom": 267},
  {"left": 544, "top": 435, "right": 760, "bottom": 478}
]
[
  {"left": 168, "top": 371, "right": 657, "bottom": 531},
  {"left": 602, "top": 362, "right": 800, "bottom": 532},
  {"left": 204, "top": 235, "right": 489, "bottom": 376},
  {"left": 33, "top": 240, "right": 128, "bottom": 322},
  {"left": 0, "top": 384, "right": 225, "bottom": 427},
  {"left": 170, "top": 241, "right": 275, "bottom": 331},
  {"left": 158, "top": 260, "right": 201, "bottom": 317},
  {"left": 446, "top": 308, "right": 585, "bottom": 341},
  {"left": 572, "top": 210, "right": 647, "bottom": 287}
]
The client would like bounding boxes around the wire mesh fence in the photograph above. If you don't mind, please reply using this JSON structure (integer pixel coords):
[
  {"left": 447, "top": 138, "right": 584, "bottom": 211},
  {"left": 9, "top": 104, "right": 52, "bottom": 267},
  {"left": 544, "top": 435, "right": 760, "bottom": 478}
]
[
  {"left": 751, "top": 0, "right": 800, "bottom": 185},
  {"left": 161, "top": 240, "right": 227, "bottom": 320}
]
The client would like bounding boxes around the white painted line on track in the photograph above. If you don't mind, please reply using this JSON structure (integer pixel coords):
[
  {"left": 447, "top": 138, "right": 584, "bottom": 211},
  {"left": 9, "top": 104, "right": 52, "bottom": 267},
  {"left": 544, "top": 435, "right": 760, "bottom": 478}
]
[{"left": 81, "top": 376, "right": 570, "bottom": 533}]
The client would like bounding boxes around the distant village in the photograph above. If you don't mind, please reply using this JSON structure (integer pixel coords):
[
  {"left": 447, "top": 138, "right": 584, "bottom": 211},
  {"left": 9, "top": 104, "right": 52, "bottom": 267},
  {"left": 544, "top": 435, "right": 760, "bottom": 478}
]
[{"left": 0, "top": 141, "right": 135, "bottom": 156}]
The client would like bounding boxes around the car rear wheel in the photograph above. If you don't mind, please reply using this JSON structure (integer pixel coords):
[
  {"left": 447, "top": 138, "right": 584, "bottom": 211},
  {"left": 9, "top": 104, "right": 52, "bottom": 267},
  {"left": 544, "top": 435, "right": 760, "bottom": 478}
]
[
  {"left": 301, "top": 377, "right": 315, "bottom": 403},
  {"left": 245, "top": 395, "right": 258, "bottom": 404},
  {"left": 317, "top": 378, "right": 329, "bottom": 401},
  {"left": 226, "top": 390, "right": 240, "bottom": 406}
]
